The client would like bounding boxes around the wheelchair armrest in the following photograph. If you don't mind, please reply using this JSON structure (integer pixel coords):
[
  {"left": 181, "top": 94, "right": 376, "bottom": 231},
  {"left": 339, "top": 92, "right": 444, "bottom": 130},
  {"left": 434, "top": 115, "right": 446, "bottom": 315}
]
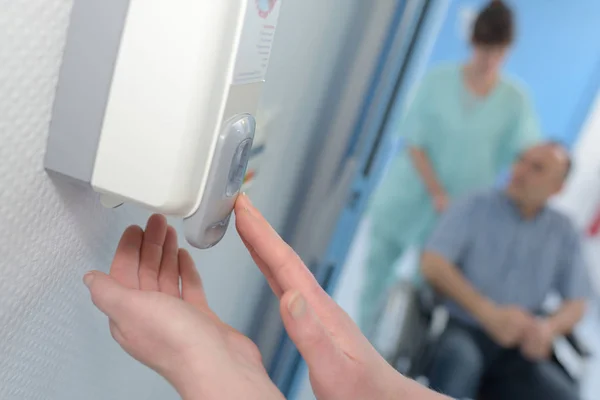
[
  {"left": 404, "top": 304, "right": 449, "bottom": 379},
  {"left": 553, "top": 332, "right": 592, "bottom": 382},
  {"left": 415, "top": 285, "right": 449, "bottom": 341},
  {"left": 563, "top": 332, "right": 593, "bottom": 358},
  {"left": 428, "top": 305, "right": 449, "bottom": 341},
  {"left": 417, "top": 284, "right": 440, "bottom": 314}
]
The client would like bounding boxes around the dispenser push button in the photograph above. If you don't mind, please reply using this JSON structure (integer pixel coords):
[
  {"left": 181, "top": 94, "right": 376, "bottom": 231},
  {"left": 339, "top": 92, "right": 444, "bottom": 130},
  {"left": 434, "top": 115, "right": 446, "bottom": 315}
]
[
  {"left": 183, "top": 114, "right": 256, "bottom": 249},
  {"left": 226, "top": 138, "right": 252, "bottom": 197}
]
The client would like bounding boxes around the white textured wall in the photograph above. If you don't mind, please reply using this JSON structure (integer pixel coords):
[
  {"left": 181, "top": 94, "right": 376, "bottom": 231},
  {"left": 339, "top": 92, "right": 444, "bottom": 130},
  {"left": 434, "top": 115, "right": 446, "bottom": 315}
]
[{"left": 0, "top": 0, "right": 366, "bottom": 398}]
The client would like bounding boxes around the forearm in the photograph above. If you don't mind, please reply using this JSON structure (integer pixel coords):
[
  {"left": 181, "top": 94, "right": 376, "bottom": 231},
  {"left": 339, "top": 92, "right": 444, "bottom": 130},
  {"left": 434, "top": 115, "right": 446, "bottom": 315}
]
[
  {"left": 408, "top": 147, "right": 444, "bottom": 196},
  {"left": 547, "top": 300, "right": 587, "bottom": 336},
  {"left": 421, "top": 252, "right": 495, "bottom": 323}
]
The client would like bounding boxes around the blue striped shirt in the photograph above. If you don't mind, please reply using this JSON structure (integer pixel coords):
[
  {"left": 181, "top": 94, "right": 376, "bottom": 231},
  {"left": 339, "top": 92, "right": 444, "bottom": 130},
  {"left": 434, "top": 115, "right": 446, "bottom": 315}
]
[{"left": 426, "top": 190, "right": 591, "bottom": 326}]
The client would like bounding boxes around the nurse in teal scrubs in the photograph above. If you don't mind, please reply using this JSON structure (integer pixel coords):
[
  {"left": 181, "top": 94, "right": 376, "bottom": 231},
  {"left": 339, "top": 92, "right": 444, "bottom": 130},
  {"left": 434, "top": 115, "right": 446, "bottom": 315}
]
[{"left": 361, "top": 1, "right": 541, "bottom": 331}]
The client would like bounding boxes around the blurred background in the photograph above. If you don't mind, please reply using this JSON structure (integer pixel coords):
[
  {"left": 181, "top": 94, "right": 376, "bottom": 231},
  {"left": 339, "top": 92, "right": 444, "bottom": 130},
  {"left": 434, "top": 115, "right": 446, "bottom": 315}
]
[{"left": 0, "top": 0, "right": 599, "bottom": 399}]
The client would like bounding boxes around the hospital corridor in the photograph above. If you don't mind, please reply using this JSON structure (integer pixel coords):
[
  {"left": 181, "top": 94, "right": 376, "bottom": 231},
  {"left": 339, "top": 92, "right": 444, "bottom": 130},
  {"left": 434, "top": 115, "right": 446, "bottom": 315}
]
[{"left": 0, "top": 0, "right": 599, "bottom": 399}]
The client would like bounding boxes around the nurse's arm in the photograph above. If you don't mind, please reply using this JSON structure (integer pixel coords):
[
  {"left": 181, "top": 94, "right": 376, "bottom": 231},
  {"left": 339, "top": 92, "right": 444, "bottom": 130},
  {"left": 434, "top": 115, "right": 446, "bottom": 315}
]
[{"left": 409, "top": 147, "right": 446, "bottom": 199}]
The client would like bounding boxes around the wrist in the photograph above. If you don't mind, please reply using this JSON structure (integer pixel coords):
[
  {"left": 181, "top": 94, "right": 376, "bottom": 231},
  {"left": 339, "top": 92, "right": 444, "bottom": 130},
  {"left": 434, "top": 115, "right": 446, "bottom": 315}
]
[
  {"left": 166, "top": 357, "right": 285, "bottom": 400},
  {"left": 386, "top": 372, "right": 450, "bottom": 400},
  {"left": 163, "top": 358, "right": 210, "bottom": 400},
  {"left": 163, "top": 351, "right": 226, "bottom": 400},
  {"left": 472, "top": 299, "right": 497, "bottom": 327},
  {"left": 381, "top": 369, "right": 418, "bottom": 399},
  {"left": 544, "top": 317, "right": 562, "bottom": 337}
]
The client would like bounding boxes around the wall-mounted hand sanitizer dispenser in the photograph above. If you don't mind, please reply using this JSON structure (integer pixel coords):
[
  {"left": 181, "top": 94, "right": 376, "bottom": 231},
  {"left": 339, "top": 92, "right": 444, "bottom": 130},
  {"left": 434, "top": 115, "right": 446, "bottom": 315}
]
[{"left": 45, "top": 0, "right": 281, "bottom": 249}]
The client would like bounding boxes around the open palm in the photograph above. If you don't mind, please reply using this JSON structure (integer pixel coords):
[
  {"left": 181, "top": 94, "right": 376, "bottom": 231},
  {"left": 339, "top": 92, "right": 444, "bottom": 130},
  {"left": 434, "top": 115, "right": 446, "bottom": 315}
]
[{"left": 85, "top": 215, "right": 283, "bottom": 400}]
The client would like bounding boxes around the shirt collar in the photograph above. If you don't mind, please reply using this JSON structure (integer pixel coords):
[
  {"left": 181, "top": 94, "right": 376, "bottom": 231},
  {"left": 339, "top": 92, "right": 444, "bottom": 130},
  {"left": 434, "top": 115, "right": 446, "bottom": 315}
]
[{"left": 499, "top": 190, "right": 548, "bottom": 221}]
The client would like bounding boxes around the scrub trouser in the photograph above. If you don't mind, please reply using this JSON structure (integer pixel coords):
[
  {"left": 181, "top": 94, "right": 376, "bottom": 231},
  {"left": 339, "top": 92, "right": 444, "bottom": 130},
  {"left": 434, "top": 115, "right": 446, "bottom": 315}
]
[{"left": 358, "top": 227, "right": 404, "bottom": 336}]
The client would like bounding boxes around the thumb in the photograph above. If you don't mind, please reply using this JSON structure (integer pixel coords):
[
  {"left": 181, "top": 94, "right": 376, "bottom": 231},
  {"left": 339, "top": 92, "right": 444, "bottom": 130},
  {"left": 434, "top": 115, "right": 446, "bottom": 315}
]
[
  {"left": 84, "top": 271, "right": 131, "bottom": 322},
  {"left": 280, "top": 291, "right": 344, "bottom": 375}
]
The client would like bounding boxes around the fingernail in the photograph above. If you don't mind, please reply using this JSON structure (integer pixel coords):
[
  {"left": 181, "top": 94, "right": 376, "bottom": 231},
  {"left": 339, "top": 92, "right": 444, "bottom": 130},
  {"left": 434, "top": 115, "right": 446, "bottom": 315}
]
[
  {"left": 288, "top": 292, "right": 307, "bottom": 319},
  {"left": 241, "top": 192, "right": 253, "bottom": 212},
  {"left": 83, "top": 273, "right": 94, "bottom": 288}
]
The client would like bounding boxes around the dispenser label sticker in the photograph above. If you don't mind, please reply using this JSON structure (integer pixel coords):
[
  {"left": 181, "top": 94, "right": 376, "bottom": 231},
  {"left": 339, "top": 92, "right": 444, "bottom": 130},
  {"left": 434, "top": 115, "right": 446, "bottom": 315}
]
[{"left": 233, "top": 0, "right": 281, "bottom": 85}]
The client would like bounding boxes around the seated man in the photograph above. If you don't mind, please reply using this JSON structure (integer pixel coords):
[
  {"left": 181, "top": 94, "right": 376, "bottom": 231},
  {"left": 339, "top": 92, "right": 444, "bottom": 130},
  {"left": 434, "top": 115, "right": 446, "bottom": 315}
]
[{"left": 421, "top": 142, "right": 591, "bottom": 400}]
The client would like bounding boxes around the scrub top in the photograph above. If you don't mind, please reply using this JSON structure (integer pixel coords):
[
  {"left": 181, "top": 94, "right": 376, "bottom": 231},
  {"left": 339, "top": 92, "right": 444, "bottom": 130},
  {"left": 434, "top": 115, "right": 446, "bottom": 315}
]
[{"left": 369, "top": 64, "right": 541, "bottom": 247}]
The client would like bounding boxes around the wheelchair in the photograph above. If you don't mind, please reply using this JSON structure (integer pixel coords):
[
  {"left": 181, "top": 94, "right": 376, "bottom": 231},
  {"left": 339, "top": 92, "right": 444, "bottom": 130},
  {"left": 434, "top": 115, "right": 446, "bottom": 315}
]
[{"left": 370, "top": 281, "right": 592, "bottom": 390}]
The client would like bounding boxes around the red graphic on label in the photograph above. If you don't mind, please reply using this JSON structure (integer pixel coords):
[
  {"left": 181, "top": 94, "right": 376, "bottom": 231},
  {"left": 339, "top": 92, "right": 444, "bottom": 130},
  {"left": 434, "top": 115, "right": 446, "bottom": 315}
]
[
  {"left": 256, "top": 0, "right": 278, "bottom": 18},
  {"left": 588, "top": 205, "right": 600, "bottom": 237},
  {"left": 243, "top": 169, "right": 256, "bottom": 184}
]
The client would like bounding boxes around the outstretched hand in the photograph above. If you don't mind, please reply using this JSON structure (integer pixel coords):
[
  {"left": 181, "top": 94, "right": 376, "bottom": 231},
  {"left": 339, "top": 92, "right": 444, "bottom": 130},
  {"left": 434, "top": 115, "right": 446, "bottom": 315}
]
[
  {"left": 84, "top": 214, "right": 284, "bottom": 400},
  {"left": 235, "top": 194, "right": 446, "bottom": 400},
  {"left": 86, "top": 195, "right": 449, "bottom": 400}
]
